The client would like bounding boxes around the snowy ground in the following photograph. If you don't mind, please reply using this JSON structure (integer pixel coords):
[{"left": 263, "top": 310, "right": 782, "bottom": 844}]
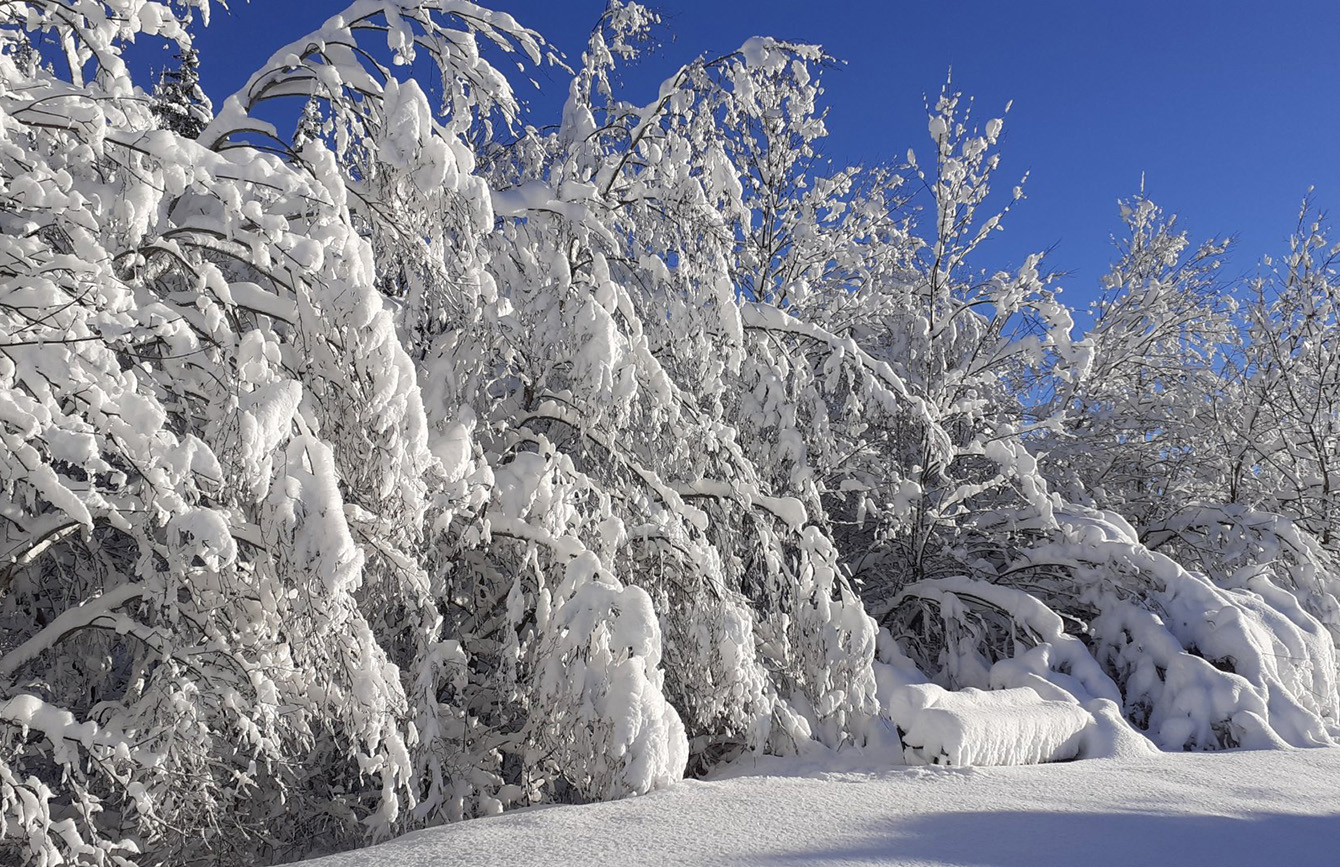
[{"left": 300, "top": 745, "right": 1340, "bottom": 866}]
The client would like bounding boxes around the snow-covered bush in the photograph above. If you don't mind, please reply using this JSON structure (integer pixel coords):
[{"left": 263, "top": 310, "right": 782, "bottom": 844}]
[
  {"left": 871, "top": 153, "right": 1340, "bottom": 761},
  {"left": 883, "top": 506, "right": 1340, "bottom": 753}
]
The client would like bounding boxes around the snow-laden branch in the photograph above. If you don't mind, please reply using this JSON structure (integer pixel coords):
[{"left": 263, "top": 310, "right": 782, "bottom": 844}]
[{"left": 0, "top": 583, "right": 144, "bottom": 680}]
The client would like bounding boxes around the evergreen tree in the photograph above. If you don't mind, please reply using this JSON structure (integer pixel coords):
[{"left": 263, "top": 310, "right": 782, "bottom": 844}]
[{"left": 151, "top": 46, "right": 211, "bottom": 138}]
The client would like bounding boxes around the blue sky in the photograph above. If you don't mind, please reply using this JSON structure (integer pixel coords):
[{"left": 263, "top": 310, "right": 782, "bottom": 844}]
[{"left": 177, "top": 0, "right": 1340, "bottom": 312}]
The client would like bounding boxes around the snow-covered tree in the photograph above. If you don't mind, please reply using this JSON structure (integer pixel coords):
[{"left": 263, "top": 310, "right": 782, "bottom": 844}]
[
  {"left": 0, "top": 1, "right": 505, "bottom": 861},
  {"left": 453, "top": 9, "right": 881, "bottom": 774},
  {"left": 874, "top": 149, "right": 1340, "bottom": 757},
  {"left": 814, "top": 83, "right": 1087, "bottom": 610},
  {"left": 1225, "top": 198, "right": 1340, "bottom": 548},
  {"left": 150, "top": 46, "right": 211, "bottom": 138},
  {"left": 1043, "top": 195, "right": 1233, "bottom": 533}
]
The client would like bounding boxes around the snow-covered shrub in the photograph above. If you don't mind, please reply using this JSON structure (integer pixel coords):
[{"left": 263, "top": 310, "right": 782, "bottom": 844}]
[
  {"left": 884, "top": 508, "right": 1340, "bottom": 753},
  {"left": 870, "top": 175, "right": 1340, "bottom": 760}
]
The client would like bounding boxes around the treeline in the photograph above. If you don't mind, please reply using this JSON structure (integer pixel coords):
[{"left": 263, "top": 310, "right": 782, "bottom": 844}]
[{"left": 0, "top": 2, "right": 1336, "bottom": 865}]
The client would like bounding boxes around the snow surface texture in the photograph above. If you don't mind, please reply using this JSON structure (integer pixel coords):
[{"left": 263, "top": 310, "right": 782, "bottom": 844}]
[{"left": 299, "top": 746, "right": 1340, "bottom": 867}]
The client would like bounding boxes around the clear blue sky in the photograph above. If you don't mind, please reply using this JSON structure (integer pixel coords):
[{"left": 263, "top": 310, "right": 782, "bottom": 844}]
[{"left": 176, "top": 0, "right": 1340, "bottom": 313}]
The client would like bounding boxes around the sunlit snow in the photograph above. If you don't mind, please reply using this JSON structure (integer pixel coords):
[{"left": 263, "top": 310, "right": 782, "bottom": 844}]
[{"left": 301, "top": 746, "right": 1340, "bottom": 866}]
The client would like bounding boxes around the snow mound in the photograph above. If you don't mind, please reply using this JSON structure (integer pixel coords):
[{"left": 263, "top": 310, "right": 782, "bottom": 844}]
[{"left": 888, "top": 682, "right": 1091, "bottom": 766}]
